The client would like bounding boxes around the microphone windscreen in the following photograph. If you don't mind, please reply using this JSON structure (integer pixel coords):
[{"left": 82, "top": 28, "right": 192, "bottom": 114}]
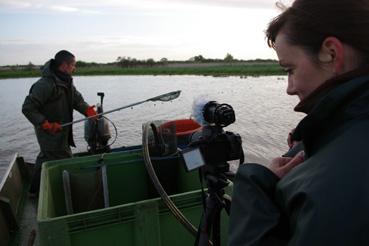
[{"left": 191, "top": 96, "right": 210, "bottom": 125}]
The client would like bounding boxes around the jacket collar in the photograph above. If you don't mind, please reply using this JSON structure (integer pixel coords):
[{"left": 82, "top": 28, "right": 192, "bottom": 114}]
[
  {"left": 295, "top": 66, "right": 369, "bottom": 113},
  {"left": 292, "top": 67, "right": 369, "bottom": 152}
]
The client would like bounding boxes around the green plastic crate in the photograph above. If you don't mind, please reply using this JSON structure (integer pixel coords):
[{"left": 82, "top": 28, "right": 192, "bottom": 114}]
[{"left": 37, "top": 149, "right": 231, "bottom": 246}]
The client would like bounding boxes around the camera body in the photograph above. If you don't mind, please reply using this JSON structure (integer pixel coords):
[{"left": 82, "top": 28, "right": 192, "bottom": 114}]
[{"left": 182, "top": 101, "right": 244, "bottom": 173}]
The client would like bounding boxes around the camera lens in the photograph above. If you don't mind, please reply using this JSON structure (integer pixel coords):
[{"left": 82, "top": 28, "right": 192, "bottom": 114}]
[
  {"left": 203, "top": 101, "right": 235, "bottom": 127},
  {"left": 214, "top": 104, "right": 235, "bottom": 127}
]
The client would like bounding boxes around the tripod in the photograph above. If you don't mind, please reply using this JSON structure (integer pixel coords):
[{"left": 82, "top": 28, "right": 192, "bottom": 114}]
[{"left": 195, "top": 168, "right": 232, "bottom": 246}]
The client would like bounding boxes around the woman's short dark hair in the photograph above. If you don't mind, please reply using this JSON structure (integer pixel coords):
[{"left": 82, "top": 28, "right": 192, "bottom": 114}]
[
  {"left": 266, "top": 0, "right": 369, "bottom": 64},
  {"left": 54, "top": 50, "right": 75, "bottom": 67}
]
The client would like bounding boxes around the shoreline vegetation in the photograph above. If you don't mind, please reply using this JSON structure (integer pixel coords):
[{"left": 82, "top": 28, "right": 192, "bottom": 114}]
[{"left": 0, "top": 56, "right": 286, "bottom": 79}]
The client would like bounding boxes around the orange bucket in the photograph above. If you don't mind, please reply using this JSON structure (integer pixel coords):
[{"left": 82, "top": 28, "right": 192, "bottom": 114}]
[{"left": 159, "top": 119, "right": 202, "bottom": 147}]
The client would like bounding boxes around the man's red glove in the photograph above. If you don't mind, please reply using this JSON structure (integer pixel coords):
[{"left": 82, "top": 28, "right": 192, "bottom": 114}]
[
  {"left": 41, "top": 120, "right": 62, "bottom": 134},
  {"left": 85, "top": 105, "right": 98, "bottom": 119}
]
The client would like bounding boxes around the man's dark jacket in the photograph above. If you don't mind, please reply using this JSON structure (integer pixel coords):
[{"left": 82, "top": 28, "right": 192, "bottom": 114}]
[
  {"left": 22, "top": 60, "right": 89, "bottom": 152},
  {"left": 229, "top": 72, "right": 369, "bottom": 246}
]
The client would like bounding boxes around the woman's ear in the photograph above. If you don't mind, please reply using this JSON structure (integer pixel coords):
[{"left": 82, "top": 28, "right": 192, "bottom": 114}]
[{"left": 318, "top": 37, "right": 344, "bottom": 74}]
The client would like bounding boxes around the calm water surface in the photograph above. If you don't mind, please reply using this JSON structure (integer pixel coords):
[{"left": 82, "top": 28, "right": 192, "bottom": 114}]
[{"left": 0, "top": 75, "right": 304, "bottom": 179}]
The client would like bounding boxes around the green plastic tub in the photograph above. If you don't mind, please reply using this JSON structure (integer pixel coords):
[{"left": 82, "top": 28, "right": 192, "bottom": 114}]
[{"left": 37, "top": 148, "right": 230, "bottom": 246}]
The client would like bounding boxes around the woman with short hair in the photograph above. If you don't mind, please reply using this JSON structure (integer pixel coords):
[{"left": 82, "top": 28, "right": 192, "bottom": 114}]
[{"left": 229, "top": 0, "right": 369, "bottom": 245}]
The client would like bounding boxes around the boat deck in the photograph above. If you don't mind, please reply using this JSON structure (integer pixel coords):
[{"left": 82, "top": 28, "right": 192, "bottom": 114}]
[{"left": 0, "top": 155, "right": 39, "bottom": 246}]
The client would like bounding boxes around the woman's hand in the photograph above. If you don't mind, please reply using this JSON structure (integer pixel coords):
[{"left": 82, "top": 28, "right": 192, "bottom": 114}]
[{"left": 268, "top": 151, "right": 305, "bottom": 178}]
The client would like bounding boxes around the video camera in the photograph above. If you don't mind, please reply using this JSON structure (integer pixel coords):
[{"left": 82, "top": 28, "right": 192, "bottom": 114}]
[{"left": 181, "top": 101, "right": 244, "bottom": 174}]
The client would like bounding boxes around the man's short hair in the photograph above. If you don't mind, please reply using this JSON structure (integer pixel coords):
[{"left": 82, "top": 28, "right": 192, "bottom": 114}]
[{"left": 54, "top": 50, "right": 75, "bottom": 67}]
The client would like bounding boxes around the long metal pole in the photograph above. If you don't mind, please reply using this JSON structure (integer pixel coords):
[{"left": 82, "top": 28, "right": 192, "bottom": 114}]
[{"left": 61, "top": 90, "right": 181, "bottom": 128}]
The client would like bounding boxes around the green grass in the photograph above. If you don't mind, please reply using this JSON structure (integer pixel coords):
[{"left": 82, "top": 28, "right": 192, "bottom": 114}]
[
  {"left": 0, "top": 69, "right": 42, "bottom": 79},
  {"left": 0, "top": 63, "right": 286, "bottom": 79}
]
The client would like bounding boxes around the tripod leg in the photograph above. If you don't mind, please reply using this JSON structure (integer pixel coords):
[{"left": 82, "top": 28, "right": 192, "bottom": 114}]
[
  {"left": 223, "top": 194, "right": 232, "bottom": 216},
  {"left": 195, "top": 210, "right": 211, "bottom": 246},
  {"left": 197, "top": 193, "right": 224, "bottom": 246},
  {"left": 196, "top": 192, "right": 224, "bottom": 246},
  {"left": 212, "top": 209, "right": 221, "bottom": 246}
]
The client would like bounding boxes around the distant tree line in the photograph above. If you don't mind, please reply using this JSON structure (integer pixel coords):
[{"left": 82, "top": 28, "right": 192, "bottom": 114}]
[
  {"left": 115, "top": 56, "right": 157, "bottom": 68},
  {"left": 74, "top": 53, "right": 250, "bottom": 68},
  {"left": 110, "top": 53, "right": 277, "bottom": 68},
  {"left": 189, "top": 53, "right": 235, "bottom": 63},
  {"left": 1, "top": 54, "right": 277, "bottom": 69}
]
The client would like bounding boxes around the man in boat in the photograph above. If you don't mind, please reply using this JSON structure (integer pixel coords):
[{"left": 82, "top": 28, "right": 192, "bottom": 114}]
[{"left": 22, "top": 50, "right": 97, "bottom": 196}]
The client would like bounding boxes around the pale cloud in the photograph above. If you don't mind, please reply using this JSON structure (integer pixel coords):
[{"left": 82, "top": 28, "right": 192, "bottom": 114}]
[
  {"left": 49, "top": 5, "right": 78, "bottom": 12},
  {"left": 0, "top": 0, "right": 103, "bottom": 14},
  {"left": 0, "top": 0, "right": 281, "bottom": 65},
  {"left": 164, "top": 0, "right": 277, "bottom": 9},
  {"left": 93, "top": 36, "right": 183, "bottom": 47},
  {"left": 0, "top": 35, "right": 187, "bottom": 51},
  {"left": 0, "top": 0, "right": 283, "bottom": 12},
  {"left": 0, "top": 24, "right": 277, "bottom": 65},
  {"left": 0, "top": 0, "right": 32, "bottom": 8},
  {"left": 48, "top": 5, "right": 100, "bottom": 14},
  {"left": 0, "top": 39, "right": 37, "bottom": 45}
]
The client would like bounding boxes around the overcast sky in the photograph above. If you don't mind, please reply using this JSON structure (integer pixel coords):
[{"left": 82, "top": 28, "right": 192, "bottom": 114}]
[{"left": 0, "top": 0, "right": 288, "bottom": 65}]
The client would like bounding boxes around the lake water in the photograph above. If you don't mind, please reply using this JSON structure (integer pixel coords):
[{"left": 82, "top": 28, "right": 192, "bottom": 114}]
[{"left": 0, "top": 75, "right": 304, "bottom": 179}]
